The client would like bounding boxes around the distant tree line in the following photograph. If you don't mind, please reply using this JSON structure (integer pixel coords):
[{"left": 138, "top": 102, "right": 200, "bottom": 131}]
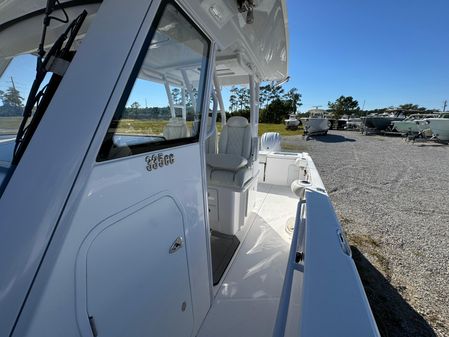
[
  {"left": 1, "top": 85, "right": 440, "bottom": 124},
  {"left": 229, "top": 83, "right": 302, "bottom": 123},
  {"left": 326, "top": 96, "right": 439, "bottom": 119},
  {"left": 362, "top": 103, "right": 438, "bottom": 115}
]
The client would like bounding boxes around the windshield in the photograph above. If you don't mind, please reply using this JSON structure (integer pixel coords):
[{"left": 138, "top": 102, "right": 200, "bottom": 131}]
[
  {"left": 0, "top": 5, "right": 87, "bottom": 195},
  {"left": 0, "top": 54, "right": 52, "bottom": 165},
  {"left": 0, "top": 55, "right": 36, "bottom": 138}
]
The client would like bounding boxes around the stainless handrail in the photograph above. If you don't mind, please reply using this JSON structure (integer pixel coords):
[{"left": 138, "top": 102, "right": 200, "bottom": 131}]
[{"left": 272, "top": 199, "right": 306, "bottom": 337}]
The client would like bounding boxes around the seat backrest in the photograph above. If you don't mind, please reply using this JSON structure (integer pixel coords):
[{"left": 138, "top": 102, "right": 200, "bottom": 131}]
[
  {"left": 163, "top": 117, "right": 189, "bottom": 140},
  {"left": 218, "top": 116, "right": 251, "bottom": 160}
]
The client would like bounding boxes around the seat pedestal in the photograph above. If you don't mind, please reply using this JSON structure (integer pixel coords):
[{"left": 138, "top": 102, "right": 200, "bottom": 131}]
[{"left": 207, "top": 177, "right": 257, "bottom": 236}]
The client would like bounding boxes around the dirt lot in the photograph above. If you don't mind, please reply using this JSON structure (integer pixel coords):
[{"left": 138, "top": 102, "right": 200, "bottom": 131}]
[{"left": 282, "top": 130, "right": 449, "bottom": 337}]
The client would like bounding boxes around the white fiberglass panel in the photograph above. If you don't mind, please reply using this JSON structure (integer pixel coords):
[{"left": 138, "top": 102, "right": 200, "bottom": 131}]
[
  {"left": 13, "top": 144, "right": 211, "bottom": 337},
  {"left": 4, "top": 1, "right": 212, "bottom": 336},
  {"left": 80, "top": 196, "right": 193, "bottom": 337},
  {"left": 0, "top": 0, "right": 160, "bottom": 334},
  {"left": 198, "top": 184, "right": 302, "bottom": 337},
  {"left": 300, "top": 190, "right": 380, "bottom": 337}
]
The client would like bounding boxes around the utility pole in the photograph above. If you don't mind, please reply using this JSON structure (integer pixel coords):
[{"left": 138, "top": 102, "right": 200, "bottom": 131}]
[{"left": 10, "top": 76, "right": 16, "bottom": 90}]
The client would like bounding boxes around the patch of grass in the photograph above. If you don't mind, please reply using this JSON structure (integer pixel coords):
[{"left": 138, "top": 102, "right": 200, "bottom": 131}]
[
  {"left": 220, "top": 122, "right": 303, "bottom": 137},
  {"left": 258, "top": 123, "right": 304, "bottom": 137},
  {"left": 0, "top": 116, "right": 303, "bottom": 138},
  {"left": 348, "top": 233, "right": 381, "bottom": 248},
  {"left": 348, "top": 233, "right": 391, "bottom": 280},
  {"left": 113, "top": 119, "right": 303, "bottom": 137},
  {"left": 0, "top": 117, "right": 22, "bottom": 134},
  {"left": 115, "top": 119, "right": 193, "bottom": 135},
  {"left": 280, "top": 142, "right": 307, "bottom": 153}
]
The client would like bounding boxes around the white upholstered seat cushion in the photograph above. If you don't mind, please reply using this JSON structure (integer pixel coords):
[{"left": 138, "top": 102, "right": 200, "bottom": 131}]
[
  {"left": 218, "top": 116, "right": 251, "bottom": 160},
  {"left": 206, "top": 116, "right": 253, "bottom": 188},
  {"left": 209, "top": 167, "right": 252, "bottom": 188},
  {"left": 206, "top": 153, "right": 248, "bottom": 171}
]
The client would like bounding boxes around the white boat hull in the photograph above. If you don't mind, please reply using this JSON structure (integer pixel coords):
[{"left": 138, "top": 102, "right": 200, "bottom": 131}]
[
  {"left": 285, "top": 119, "right": 300, "bottom": 127},
  {"left": 428, "top": 119, "right": 449, "bottom": 141},
  {"left": 416, "top": 120, "right": 433, "bottom": 137},
  {"left": 392, "top": 119, "right": 432, "bottom": 136},
  {"left": 392, "top": 120, "right": 420, "bottom": 134},
  {"left": 301, "top": 118, "right": 329, "bottom": 135}
]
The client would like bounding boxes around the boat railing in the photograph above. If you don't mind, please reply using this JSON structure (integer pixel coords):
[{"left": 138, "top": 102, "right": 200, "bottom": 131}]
[{"left": 272, "top": 198, "right": 306, "bottom": 337}]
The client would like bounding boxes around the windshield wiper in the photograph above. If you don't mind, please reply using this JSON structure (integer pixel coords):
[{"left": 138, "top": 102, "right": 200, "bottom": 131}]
[{"left": 12, "top": 1, "right": 87, "bottom": 165}]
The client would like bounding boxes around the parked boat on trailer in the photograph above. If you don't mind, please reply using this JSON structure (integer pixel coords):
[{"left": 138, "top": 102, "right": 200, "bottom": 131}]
[
  {"left": 284, "top": 113, "right": 300, "bottom": 130},
  {"left": 392, "top": 114, "right": 436, "bottom": 137},
  {"left": 361, "top": 110, "right": 405, "bottom": 134},
  {"left": 301, "top": 108, "right": 330, "bottom": 138},
  {"left": 347, "top": 116, "right": 363, "bottom": 130},
  {"left": 0, "top": 1, "right": 380, "bottom": 336},
  {"left": 338, "top": 114, "right": 362, "bottom": 131}
]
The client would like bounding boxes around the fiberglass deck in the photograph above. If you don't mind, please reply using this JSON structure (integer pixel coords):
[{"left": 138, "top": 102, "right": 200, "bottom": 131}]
[{"left": 198, "top": 183, "right": 303, "bottom": 337}]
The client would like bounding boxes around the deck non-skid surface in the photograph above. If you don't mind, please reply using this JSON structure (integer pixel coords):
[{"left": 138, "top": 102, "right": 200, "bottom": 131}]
[{"left": 198, "top": 184, "right": 302, "bottom": 337}]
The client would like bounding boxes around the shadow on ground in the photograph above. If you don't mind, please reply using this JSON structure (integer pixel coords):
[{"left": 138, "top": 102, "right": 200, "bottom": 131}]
[
  {"left": 351, "top": 246, "right": 436, "bottom": 337},
  {"left": 414, "top": 143, "right": 448, "bottom": 148},
  {"left": 307, "top": 133, "right": 356, "bottom": 143}
]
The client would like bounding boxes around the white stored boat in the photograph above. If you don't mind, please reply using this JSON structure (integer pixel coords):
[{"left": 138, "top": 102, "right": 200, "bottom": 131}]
[
  {"left": 427, "top": 113, "right": 449, "bottom": 142},
  {"left": 284, "top": 113, "right": 300, "bottom": 130},
  {"left": 0, "top": 1, "right": 380, "bottom": 337},
  {"left": 392, "top": 114, "right": 435, "bottom": 136},
  {"left": 347, "top": 117, "right": 363, "bottom": 130},
  {"left": 301, "top": 109, "right": 330, "bottom": 136},
  {"left": 340, "top": 115, "right": 363, "bottom": 130}
]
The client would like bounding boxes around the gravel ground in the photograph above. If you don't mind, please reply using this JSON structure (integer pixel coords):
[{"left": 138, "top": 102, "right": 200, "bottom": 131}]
[{"left": 282, "top": 130, "right": 449, "bottom": 337}]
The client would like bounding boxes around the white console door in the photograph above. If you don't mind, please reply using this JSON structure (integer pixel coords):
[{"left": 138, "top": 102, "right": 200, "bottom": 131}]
[{"left": 73, "top": 157, "right": 200, "bottom": 337}]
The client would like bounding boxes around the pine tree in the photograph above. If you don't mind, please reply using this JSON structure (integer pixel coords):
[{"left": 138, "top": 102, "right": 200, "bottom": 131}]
[{"left": 0, "top": 86, "right": 24, "bottom": 107}]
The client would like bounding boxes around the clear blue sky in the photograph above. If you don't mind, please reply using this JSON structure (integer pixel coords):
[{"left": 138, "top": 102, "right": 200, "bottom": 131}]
[
  {"left": 285, "top": 0, "right": 449, "bottom": 111},
  {"left": 2, "top": 0, "right": 449, "bottom": 112}
]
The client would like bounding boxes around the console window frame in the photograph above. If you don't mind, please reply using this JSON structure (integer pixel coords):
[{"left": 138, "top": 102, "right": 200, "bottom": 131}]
[{"left": 97, "top": 0, "right": 211, "bottom": 162}]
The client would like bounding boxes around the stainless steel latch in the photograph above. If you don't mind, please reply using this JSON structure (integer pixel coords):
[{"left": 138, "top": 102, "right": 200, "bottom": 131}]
[{"left": 169, "top": 236, "right": 183, "bottom": 254}]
